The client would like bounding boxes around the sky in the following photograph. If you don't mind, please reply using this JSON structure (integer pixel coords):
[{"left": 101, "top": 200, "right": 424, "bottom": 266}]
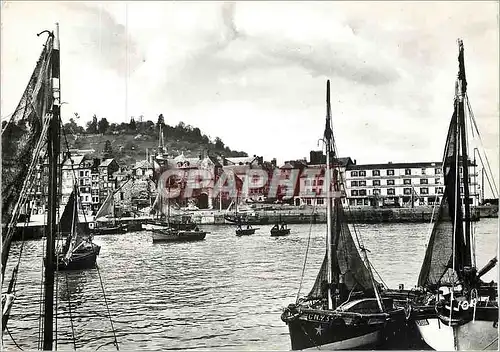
[{"left": 1, "top": 1, "right": 499, "bottom": 195}]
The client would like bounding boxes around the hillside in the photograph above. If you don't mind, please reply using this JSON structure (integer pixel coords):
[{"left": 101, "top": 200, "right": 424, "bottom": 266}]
[{"left": 62, "top": 116, "right": 248, "bottom": 166}]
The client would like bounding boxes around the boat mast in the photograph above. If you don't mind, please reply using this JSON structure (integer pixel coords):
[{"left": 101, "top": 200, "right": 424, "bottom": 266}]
[
  {"left": 43, "top": 23, "right": 60, "bottom": 350},
  {"left": 324, "top": 80, "right": 333, "bottom": 310},
  {"left": 456, "top": 39, "right": 472, "bottom": 267}
]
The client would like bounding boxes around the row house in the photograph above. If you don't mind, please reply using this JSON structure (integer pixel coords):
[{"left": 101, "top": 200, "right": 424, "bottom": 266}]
[
  {"left": 61, "top": 155, "right": 99, "bottom": 213},
  {"left": 98, "top": 158, "right": 120, "bottom": 204},
  {"left": 344, "top": 161, "right": 480, "bottom": 207},
  {"left": 295, "top": 152, "right": 354, "bottom": 207}
]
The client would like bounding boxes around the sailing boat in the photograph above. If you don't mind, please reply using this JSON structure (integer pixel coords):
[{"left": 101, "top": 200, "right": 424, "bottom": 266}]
[
  {"left": 281, "top": 80, "right": 406, "bottom": 350},
  {"left": 56, "top": 186, "right": 101, "bottom": 270},
  {"left": 230, "top": 194, "right": 257, "bottom": 236},
  {"left": 408, "top": 39, "right": 498, "bottom": 351},
  {"left": 270, "top": 215, "right": 290, "bottom": 236},
  {"left": 151, "top": 175, "right": 208, "bottom": 243},
  {"left": 92, "top": 185, "right": 128, "bottom": 235}
]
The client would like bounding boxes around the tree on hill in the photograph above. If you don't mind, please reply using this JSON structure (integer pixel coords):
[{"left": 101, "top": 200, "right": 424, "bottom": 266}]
[
  {"left": 98, "top": 117, "right": 110, "bottom": 134},
  {"left": 103, "top": 140, "right": 114, "bottom": 159},
  {"left": 129, "top": 116, "right": 136, "bottom": 132},
  {"left": 157, "top": 114, "right": 165, "bottom": 129},
  {"left": 86, "top": 114, "right": 98, "bottom": 134},
  {"left": 63, "top": 118, "right": 84, "bottom": 135},
  {"left": 214, "top": 137, "right": 225, "bottom": 150}
]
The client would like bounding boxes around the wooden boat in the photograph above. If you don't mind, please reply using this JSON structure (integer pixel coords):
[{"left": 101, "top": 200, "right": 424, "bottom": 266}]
[
  {"left": 152, "top": 227, "right": 207, "bottom": 243},
  {"left": 236, "top": 224, "right": 258, "bottom": 236},
  {"left": 93, "top": 184, "right": 130, "bottom": 235},
  {"left": 92, "top": 223, "right": 127, "bottom": 235},
  {"left": 270, "top": 216, "right": 290, "bottom": 236},
  {"left": 407, "top": 39, "right": 498, "bottom": 351},
  {"left": 281, "top": 80, "right": 407, "bottom": 350}
]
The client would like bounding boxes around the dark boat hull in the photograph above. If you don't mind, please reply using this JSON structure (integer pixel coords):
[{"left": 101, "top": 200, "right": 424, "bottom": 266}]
[
  {"left": 282, "top": 306, "right": 407, "bottom": 350},
  {"left": 152, "top": 231, "right": 207, "bottom": 243},
  {"left": 236, "top": 228, "right": 256, "bottom": 236},
  {"left": 57, "top": 244, "right": 101, "bottom": 271},
  {"left": 92, "top": 224, "right": 127, "bottom": 235},
  {"left": 271, "top": 228, "right": 290, "bottom": 236}
]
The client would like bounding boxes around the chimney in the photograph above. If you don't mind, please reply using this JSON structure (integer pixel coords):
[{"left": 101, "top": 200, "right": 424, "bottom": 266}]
[{"left": 271, "top": 158, "right": 277, "bottom": 167}]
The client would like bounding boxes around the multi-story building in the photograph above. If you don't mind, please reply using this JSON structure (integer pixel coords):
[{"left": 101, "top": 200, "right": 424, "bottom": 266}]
[
  {"left": 295, "top": 154, "right": 353, "bottom": 207},
  {"left": 344, "top": 161, "right": 479, "bottom": 207},
  {"left": 98, "top": 158, "right": 120, "bottom": 204}
]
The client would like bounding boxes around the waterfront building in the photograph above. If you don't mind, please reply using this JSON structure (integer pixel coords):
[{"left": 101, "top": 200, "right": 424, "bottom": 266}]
[
  {"left": 98, "top": 158, "right": 120, "bottom": 205},
  {"left": 344, "top": 161, "right": 480, "bottom": 207}
]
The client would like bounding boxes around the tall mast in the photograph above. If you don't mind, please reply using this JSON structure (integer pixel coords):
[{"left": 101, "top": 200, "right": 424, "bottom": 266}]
[
  {"left": 456, "top": 39, "right": 472, "bottom": 266},
  {"left": 324, "top": 80, "right": 333, "bottom": 310},
  {"left": 43, "top": 23, "right": 60, "bottom": 350}
]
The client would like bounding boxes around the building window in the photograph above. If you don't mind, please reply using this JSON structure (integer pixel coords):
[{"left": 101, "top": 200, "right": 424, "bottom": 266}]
[
  {"left": 387, "top": 179, "right": 395, "bottom": 186},
  {"left": 436, "top": 187, "right": 444, "bottom": 194},
  {"left": 85, "top": 170, "right": 90, "bottom": 176},
  {"left": 420, "top": 179, "right": 428, "bottom": 184},
  {"left": 80, "top": 171, "right": 84, "bottom": 177},
  {"left": 356, "top": 199, "right": 363, "bottom": 205},
  {"left": 387, "top": 170, "right": 395, "bottom": 176},
  {"left": 405, "top": 168, "right": 411, "bottom": 175},
  {"left": 120, "top": 192, "right": 124, "bottom": 200},
  {"left": 318, "top": 179, "right": 324, "bottom": 186},
  {"left": 403, "top": 179, "right": 411, "bottom": 185},
  {"left": 373, "top": 189, "right": 381, "bottom": 195},
  {"left": 404, "top": 188, "right": 412, "bottom": 195},
  {"left": 317, "top": 198, "right": 324, "bottom": 205},
  {"left": 460, "top": 187, "right": 464, "bottom": 194},
  {"left": 435, "top": 178, "right": 441, "bottom": 184},
  {"left": 387, "top": 188, "right": 395, "bottom": 195},
  {"left": 359, "top": 180, "right": 366, "bottom": 186},
  {"left": 435, "top": 168, "right": 442, "bottom": 174},
  {"left": 349, "top": 199, "right": 356, "bottom": 206},
  {"left": 359, "top": 171, "right": 366, "bottom": 177},
  {"left": 421, "top": 168, "right": 427, "bottom": 175},
  {"left": 373, "top": 180, "right": 381, "bottom": 186},
  {"left": 306, "top": 198, "right": 312, "bottom": 205},
  {"left": 305, "top": 179, "right": 310, "bottom": 186},
  {"left": 359, "top": 189, "right": 367, "bottom": 196},
  {"left": 372, "top": 170, "right": 380, "bottom": 176},
  {"left": 351, "top": 190, "right": 359, "bottom": 196},
  {"left": 351, "top": 171, "right": 358, "bottom": 177},
  {"left": 351, "top": 181, "right": 358, "bottom": 187},
  {"left": 420, "top": 188, "right": 429, "bottom": 195}
]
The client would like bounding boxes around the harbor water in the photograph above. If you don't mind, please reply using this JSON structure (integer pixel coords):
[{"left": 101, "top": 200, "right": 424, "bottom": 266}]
[{"left": 3, "top": 219, "right": 498, "bottom": 350}]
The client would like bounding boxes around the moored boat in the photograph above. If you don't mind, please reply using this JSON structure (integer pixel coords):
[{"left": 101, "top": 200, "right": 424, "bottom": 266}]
[
  {"left": 407, "top": 39, "right": 498, "bottom": 351},
  {"left": 281, "top": 80, "right": 407, "bottom": 350},
  {"left": 152, "top": 227, "right": 207, "bottom": 243}
]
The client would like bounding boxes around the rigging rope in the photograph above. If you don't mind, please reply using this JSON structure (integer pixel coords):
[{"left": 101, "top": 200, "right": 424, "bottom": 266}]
[
  {"left": 466, "top": 94, "right": 499, "bottom": 197},
  {"left": 5, "top": 325, "right": 24, "bottom": 350},
  {"left": 296, "top": 201, "right": 318, "bottom": 303},
  {"left": 65, "top": 273, "right": 77, "bottom": 350},
  {"left": 95, "top": 265, "right": 120, "bottom": 351}
]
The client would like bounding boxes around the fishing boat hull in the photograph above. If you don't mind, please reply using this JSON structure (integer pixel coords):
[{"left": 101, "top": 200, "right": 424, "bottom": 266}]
[
  {"left": 57, "top": 244, "right": 101, "bottom": 271},
  {"left": 236, "top": 228, "right": 257, "bottom": 236},
  {"left": 92, "top": 224, "right": 127, "bottom": 235},
  {"left": 412, "top": 304, "right": 498, "bottom": 350},
  {"left": 282, "top": 305, "right": 407, "bottom": 350},
  {"left": 152, "top": 230, "right": 207, "bottom": 243},
  {"left": 270, "top": 228, "right": 290, "bottom": 236}
]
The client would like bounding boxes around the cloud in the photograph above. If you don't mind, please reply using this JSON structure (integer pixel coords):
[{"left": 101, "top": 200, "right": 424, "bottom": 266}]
[{"left": 2, "top": 1, "right": 498, "bottom": 192}]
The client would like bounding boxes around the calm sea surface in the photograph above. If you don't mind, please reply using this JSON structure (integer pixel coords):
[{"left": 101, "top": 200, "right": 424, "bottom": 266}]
[{"left": 3, "top": 219, "right": 498, "bottom": 350}]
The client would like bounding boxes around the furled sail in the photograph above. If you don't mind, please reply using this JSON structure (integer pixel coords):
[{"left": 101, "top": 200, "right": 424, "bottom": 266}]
[
  {"left": 308, "top": 198, "right": 376, "bottom": 298},
  {"left": 417, "top": 42, "right": 472, "bottom": 288},
  {"left": 2, "top": 35, "right": 55, "bottom": 276},
  {"left": 2, "top": 35, "right": 54, "bottom": 227}
]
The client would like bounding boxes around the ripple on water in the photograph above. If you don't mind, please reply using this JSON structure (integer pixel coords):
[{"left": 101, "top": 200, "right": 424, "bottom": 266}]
[{"left": 2, "top": 220, "right": 498, "bottom": 350}]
